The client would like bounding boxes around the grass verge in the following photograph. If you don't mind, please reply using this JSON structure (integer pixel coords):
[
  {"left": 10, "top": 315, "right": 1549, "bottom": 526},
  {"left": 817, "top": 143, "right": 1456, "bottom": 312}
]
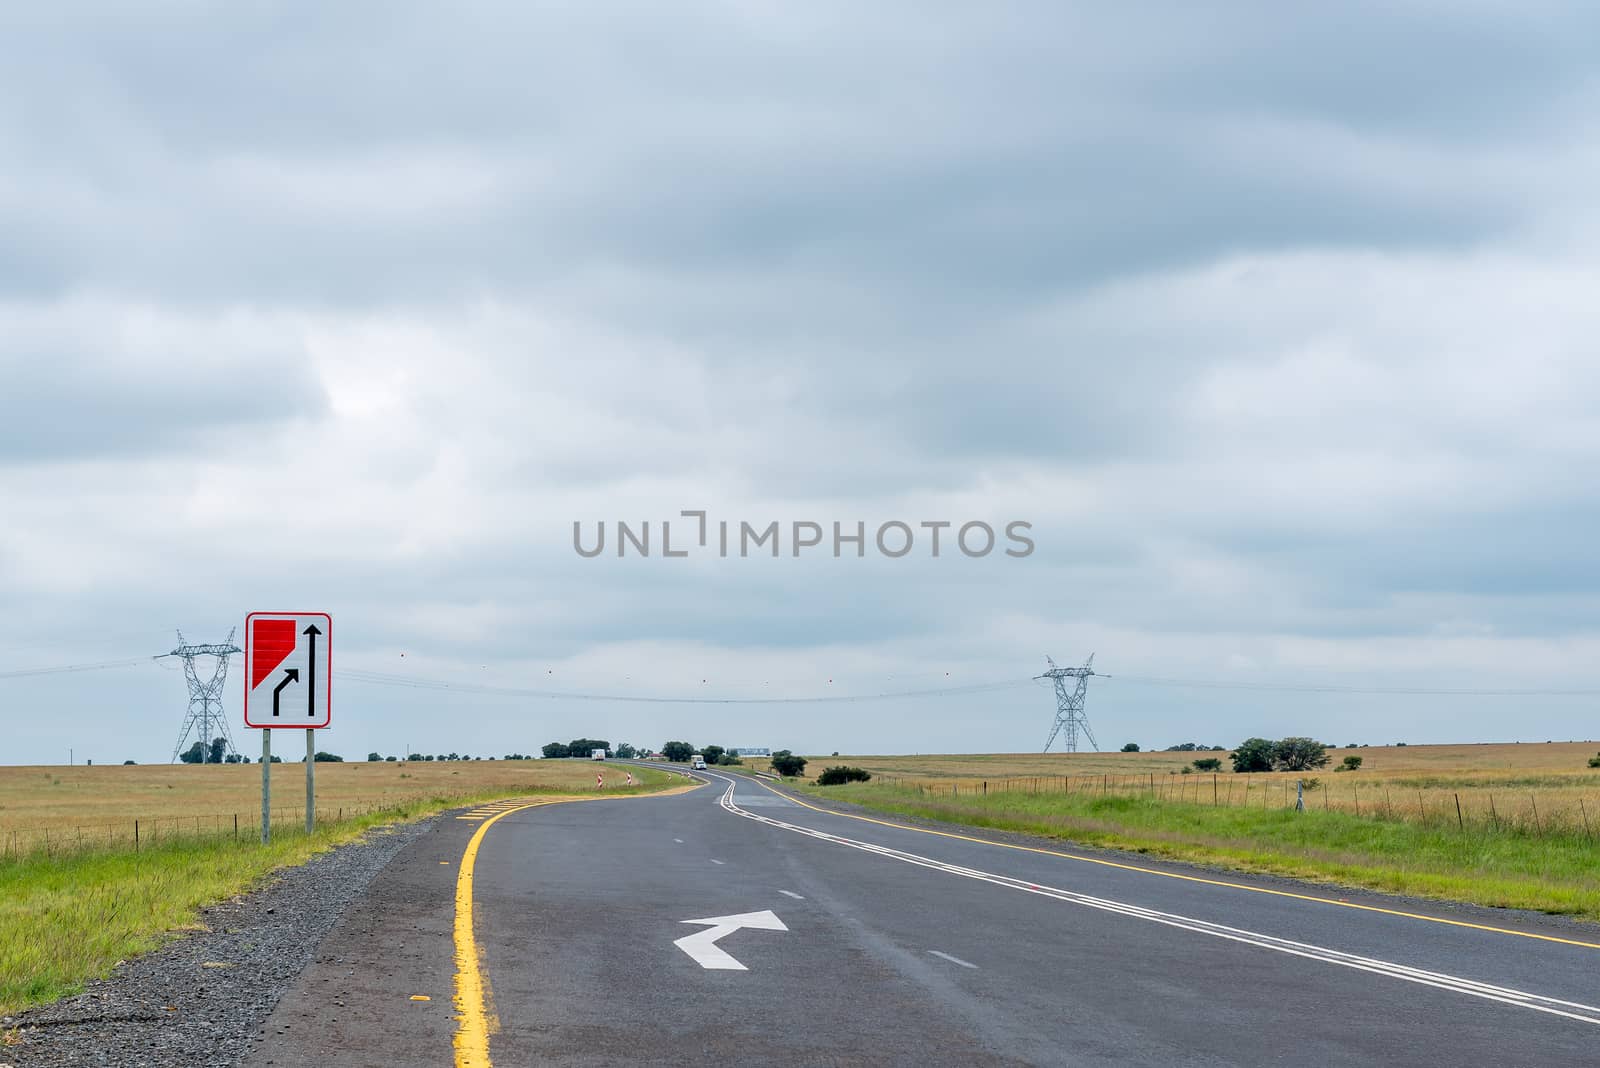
[
  {"left": 0, "top": 774, "right": 674, "bottom": 1015},
  {"left": 796, "top": 783, "right": 1600, "bottom": 923}
]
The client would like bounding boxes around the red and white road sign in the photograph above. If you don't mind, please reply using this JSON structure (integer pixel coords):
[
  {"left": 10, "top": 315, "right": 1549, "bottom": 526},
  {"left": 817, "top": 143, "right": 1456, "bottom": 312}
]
[{"left": 243, "top": 612, "right": 332, "bottom": 728}]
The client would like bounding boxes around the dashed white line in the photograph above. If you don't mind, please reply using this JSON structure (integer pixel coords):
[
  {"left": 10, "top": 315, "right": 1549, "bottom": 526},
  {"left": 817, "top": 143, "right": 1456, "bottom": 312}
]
[
  {"left": 779, "top": 890, "right": 805, "bottom": 900},
  {"left": 929, "top": 950, "right": 978, "bottom": 969},
  {"left": 709, "top": 858, "right": 726, "bottom": 865},
  {"left": 674, "top": 838, "right": 684, "bottom": 844},
  {"left": 713, "top": 779, "right": 1600, "bottom": 1028}
]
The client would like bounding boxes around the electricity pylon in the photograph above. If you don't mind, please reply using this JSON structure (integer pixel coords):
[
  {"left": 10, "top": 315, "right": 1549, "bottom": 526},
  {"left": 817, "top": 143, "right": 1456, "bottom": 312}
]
[
  {"left": 168, "top": 629, "right": 243, "bottom": 763},
  {"left": 1038, "top": 654, "right": 1099, "bottom": 753}
]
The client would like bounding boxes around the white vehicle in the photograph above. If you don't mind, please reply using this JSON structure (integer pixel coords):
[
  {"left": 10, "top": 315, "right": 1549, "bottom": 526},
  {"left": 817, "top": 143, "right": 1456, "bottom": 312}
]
[
  {"left": 591, "top": 748, "right": 607, "bottom": 761},
  {"left": 691, "top": 753, "right": 707, "bottom": 770}
]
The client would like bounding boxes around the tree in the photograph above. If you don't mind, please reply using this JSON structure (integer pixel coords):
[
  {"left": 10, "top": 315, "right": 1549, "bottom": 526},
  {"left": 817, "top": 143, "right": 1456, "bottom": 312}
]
[
  {"left": 615, "top": 742, "right": 637, "bottom": 759},
  {"left": 1337, "top": 754, "right": 1363, "bottom": 772},
  {"left": 1231, "top": 738, "right": 1276, "bottom": 773},
  {"left": 816, "top": 766, "right": 871, "bottom": 785},
  {"left": 567, "top": 739, "right": 609, "bottom": 757},
  {"left": 313, "top": 751, "right": 344, "bottom": 762},
  {"left": 770, "top": 750, "right": 807, "bottom": 777},
  {"left": 1165, "top": 742, "right": 1199, "bottom": 752},
  {"left": 178, "top": 741, "right": 205, "bottom": 764},
  {"left": 367, "top": 752, "right": 383, "bottom": 763},
  {"left": 1587, "top": 752, "right": 1600, "bottom": 768},
  {"left": 1193, "top": 757, "right": 1223, "bottom": 772},
  {"left": 701, "top": 745, "right": 726, "bottom": 767},
  {"left": 1274, "top": 737, "right": 1329, "bottom": 772},
  {"left": 1120, "top": 742, "right": 1140, "bottom": 753},
  {"left": 386, "top": 755, "right": 398, "bottom": 761},
  {"left": 541, "top": 742, "right": 570, "bottom": 759},
  {"left": 661, "top": 741, "right": 695, "bottom": 763}
]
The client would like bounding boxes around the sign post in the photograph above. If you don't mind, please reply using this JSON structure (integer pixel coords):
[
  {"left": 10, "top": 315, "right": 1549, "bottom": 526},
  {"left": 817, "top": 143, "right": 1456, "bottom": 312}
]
[
  {"left": 261, "top": 728, "right": 271, "bottom": 844},
  {"left": 306, "top": 728, "right": 315, "bottom": 833},
  {"left": 242, "top": 612, "right": 333, "bottom": 844}
]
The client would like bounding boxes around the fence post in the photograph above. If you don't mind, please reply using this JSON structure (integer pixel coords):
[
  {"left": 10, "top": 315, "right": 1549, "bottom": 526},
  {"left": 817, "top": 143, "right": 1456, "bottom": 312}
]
[
  {"left": 1489, "top": 793, "right": 1499, "bottom": 831},
  {"left": 1454, "top": 793, "right": 1464, "bottom": 832},
  {"left": 1581, "top": 798, "right": 1592, "bottom": 841},
  {"left": 1531, "top": 794, "right": 1542, "bottom": 837},
  {"left": 135, "top": 820, "right": 139, "bottom": 852}
]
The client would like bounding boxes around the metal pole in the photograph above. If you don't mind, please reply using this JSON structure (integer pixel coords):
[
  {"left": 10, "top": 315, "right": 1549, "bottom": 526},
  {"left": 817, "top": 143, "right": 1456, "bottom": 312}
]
[
  {"left": 261, "top": 730, "right": 271, "bottom": 844},
  {"left": 306, "top": 728, "right": 315, "bottom": 834}
]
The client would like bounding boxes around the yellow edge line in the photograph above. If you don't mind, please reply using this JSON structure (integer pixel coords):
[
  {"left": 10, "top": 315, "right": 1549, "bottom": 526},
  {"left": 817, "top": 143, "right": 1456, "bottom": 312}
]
[
  {"left": 453, "top": 782, "right": 705, "bottom": 1068},
  {"left": 747, "top": 776, "right": 1600, "bottom": 951}
]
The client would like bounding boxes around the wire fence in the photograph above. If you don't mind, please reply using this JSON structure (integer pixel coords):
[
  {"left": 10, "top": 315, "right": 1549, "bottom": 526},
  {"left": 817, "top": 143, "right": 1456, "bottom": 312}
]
[
  {"left": 870, "top": 772, "right": 1600, "bottom": 841},
  {"left": 0, "top": 795, "right": 483, "bottom": 860}
]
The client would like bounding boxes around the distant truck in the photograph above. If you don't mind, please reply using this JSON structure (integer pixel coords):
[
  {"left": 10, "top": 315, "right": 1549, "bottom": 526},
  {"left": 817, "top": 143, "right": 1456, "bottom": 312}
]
[
  {"left": 591, "top": 748, "right": 607, "bottom": 761},
  {"left": 691, "top": 753, "right": 707, "bottom": 770}
]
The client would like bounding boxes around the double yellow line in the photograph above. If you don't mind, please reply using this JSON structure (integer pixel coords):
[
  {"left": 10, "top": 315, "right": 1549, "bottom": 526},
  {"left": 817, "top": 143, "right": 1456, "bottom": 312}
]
[{"left": 452, "top": 783, "right": 703, "bottom": 1068}]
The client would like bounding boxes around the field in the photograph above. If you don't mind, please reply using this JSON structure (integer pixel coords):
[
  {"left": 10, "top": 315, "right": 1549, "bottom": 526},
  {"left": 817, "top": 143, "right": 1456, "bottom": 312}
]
[
  {"left": 765, "top": 742, "right": 1600, "bottom": 835},
  {"left": 0, "top": 759, "right": 646, "bottom": 854},
  {"left": 752, "top": 743, "right": 1600, "bottom": 923},
  {"left": 0, "top": 759, "right": 674, "bottom": 1015}
]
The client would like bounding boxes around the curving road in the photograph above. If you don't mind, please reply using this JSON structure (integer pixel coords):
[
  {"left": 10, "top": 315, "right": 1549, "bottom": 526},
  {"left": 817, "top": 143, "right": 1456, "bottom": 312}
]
[{"left": 244, "top": 767, "right": 1600, "bottom": 1067}]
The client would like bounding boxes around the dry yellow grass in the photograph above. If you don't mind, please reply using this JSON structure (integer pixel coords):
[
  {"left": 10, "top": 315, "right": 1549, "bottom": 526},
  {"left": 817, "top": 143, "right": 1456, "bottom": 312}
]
[
  {"left": 0, "top": 759, "right": 651, "bottom": 852},
  {"left": 762, "top": 742, "right": 1600, "bottom": 836}
]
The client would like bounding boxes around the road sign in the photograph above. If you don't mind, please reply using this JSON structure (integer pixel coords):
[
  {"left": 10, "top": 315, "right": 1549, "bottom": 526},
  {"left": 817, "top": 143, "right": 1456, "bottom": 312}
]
[
  {"left": 243, "top": 612, "right": 332, "bottom": 728},
  {"left": 673, "top": 910, "right": 788, "bottom": 970}
]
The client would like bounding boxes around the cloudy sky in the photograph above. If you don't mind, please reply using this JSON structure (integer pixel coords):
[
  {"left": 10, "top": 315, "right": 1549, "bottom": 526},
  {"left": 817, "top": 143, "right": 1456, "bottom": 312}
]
[{"left": 3, "top": 3, "right": 1598, "bottom": 765}]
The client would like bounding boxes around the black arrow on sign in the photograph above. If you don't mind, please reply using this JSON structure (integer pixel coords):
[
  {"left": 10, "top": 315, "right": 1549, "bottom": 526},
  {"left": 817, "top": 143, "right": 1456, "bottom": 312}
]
[
  {"left": 304, "top": 624, "right": 321, "bottom": 718},
  {"left": 272, "top": 669, "right": 300, "bottom": 718}
]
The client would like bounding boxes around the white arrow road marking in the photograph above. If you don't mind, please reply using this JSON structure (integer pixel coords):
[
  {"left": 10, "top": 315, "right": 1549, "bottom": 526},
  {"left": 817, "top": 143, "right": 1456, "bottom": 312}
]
[
  {"left": 929, "top": 950, "right": 978, "bottom": 969},
  {"left": 674, "top": 910, "right": 788, "bottom": 971}
]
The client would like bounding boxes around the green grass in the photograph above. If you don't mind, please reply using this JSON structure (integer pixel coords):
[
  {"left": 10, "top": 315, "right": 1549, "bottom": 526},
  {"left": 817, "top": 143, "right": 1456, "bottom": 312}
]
[
  {"left": 798, "top": 783, "right": 1600, "bottom": 923},
  {"left": 0, "top": 772, "right": 677, "bottom": 1015}
]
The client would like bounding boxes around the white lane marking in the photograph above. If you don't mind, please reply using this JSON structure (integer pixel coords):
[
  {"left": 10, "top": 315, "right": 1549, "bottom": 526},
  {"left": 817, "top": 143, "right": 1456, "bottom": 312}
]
[
  {"left": 710, "top": 858, "right": 726, "bottom": 865},
  {"left": 713, "top": 780, "right": 1600, "bottom": 1027},
  {"left": 929, "top": 950, "right": 978, "bottom": 969},
  {"left": 779, "top": 890, "right": 805, "bottom": 900},
  {"left": 674, "top": 838, "right": 684, "bottom": 843},
  {"left": 674, "top": 910, "right": 788, "bottom": 970}
]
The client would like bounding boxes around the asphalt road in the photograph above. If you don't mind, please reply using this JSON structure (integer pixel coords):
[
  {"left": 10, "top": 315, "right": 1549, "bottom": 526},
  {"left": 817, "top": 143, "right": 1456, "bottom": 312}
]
[{"left": 244, "top": 767, "right": 1600, "bottom": 1067}]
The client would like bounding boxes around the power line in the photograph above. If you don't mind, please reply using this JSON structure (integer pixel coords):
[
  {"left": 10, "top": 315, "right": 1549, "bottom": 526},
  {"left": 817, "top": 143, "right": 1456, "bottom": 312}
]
[
  {"left": 5, "top": 652, "right": 1596, "bottom": 701},
  {"left": 0, "top": 656, "right": 160, "bottom": 680},
  {"left": 342, "top": 668, "right": 1034, "bottom": 704},
  {"left": 1103, "top": 673, "right": 1600, "bottom": 697}
]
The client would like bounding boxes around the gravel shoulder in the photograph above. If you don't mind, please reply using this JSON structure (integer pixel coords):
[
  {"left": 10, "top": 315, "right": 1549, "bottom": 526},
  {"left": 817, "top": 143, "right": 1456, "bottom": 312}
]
[{"left": 5, "top": 815, "right": 445, "bottom": 1068}]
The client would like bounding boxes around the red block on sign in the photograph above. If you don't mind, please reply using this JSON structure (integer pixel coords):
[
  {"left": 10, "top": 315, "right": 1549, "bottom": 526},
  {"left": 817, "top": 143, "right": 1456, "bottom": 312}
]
[{"left": 250, "top": 619, "right": 298, "bottom": 689}]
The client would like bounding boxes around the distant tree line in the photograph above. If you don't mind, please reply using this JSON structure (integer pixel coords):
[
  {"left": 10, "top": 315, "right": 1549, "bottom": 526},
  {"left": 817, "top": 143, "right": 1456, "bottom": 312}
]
[
  {"left": 1230, "top": 737, "right": 1330, "bottom": 773},
  {"left": 658, "top": 741, "right": 745, "bottom": 766},
  {"left": 178, "top": 739, "right": 250, "bottom": 764},
  {"left": 539, "top": 739, "right": 639, "bottom": 759}
]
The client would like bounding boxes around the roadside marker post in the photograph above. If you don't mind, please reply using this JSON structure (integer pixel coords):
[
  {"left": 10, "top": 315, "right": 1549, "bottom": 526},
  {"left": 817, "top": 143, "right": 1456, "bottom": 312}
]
[{"left": 242, "top": 612, "right": 333, "bottom": 844}]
